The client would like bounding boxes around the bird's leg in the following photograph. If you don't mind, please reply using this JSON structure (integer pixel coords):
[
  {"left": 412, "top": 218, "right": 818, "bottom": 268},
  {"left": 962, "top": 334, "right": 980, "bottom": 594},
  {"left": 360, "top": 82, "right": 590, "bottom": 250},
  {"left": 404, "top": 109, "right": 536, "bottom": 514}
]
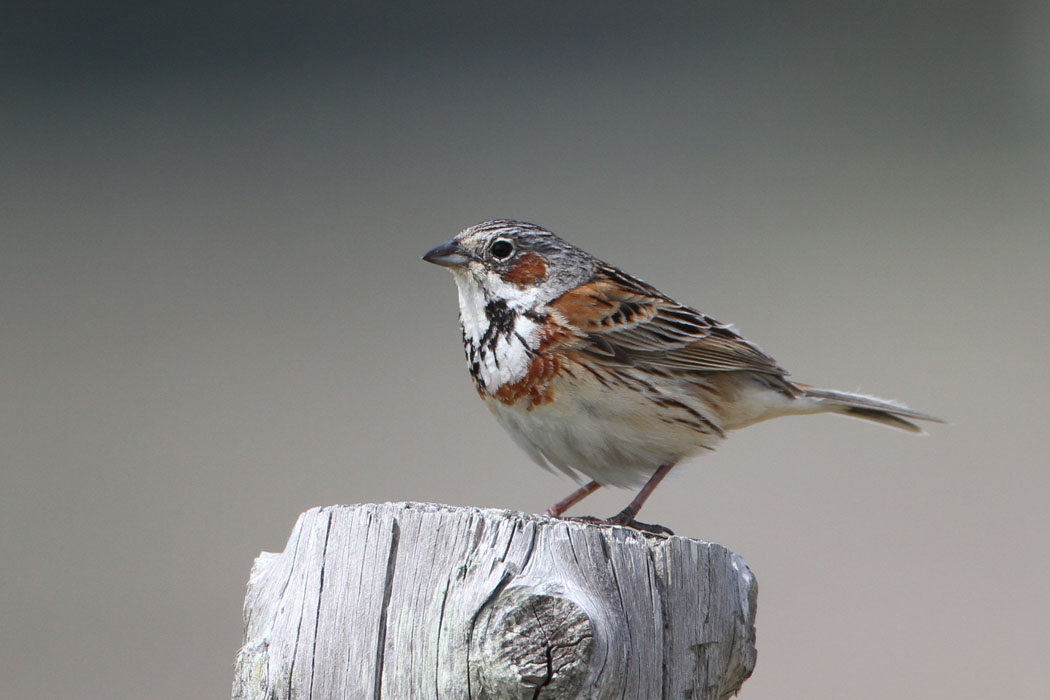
[
  {"left": 605, "top": 463, "right": 676, "bottom": 535},
  {"left": 544, "top": 480, "right": 602, "bottom": 517}
]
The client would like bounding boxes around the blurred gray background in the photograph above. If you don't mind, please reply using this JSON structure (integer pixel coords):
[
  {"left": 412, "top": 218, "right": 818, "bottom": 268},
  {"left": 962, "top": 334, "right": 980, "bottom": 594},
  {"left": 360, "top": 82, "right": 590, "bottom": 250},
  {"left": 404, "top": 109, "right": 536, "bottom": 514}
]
[{"left": 2, "top": 2, "right": 1048, "bottom": 698}]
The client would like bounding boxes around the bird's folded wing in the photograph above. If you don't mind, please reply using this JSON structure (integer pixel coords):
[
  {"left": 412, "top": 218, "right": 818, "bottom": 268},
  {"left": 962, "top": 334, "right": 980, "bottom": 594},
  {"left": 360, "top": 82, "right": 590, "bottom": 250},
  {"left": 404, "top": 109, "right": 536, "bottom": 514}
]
[{"left": 550, "top": 265, "right": 788, "bottom": 378}]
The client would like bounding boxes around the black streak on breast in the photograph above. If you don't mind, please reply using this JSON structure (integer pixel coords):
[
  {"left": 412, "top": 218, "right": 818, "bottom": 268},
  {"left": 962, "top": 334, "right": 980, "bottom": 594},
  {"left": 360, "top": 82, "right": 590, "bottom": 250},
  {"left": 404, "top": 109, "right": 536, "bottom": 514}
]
[
  {"left": 462, "top": 299, "right": 520, "bottom": 391},
  {"left": 484, "top": 299, "right": 516, "bottom": 338}
]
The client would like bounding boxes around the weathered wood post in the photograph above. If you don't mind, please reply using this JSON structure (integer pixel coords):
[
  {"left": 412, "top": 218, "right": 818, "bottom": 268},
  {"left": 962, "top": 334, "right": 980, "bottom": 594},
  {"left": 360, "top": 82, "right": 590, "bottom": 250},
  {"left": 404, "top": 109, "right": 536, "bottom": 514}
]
[{"left": 232, "top": 502, "right": 757, "bottom": 699}]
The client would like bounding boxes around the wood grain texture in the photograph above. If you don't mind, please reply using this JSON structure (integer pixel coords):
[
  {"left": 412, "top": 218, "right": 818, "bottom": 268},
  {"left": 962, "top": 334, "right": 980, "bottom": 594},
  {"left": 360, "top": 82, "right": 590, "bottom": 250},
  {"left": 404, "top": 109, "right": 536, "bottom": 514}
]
[{"left": 232, "top": 502, "right": 757, "bottom": 700}]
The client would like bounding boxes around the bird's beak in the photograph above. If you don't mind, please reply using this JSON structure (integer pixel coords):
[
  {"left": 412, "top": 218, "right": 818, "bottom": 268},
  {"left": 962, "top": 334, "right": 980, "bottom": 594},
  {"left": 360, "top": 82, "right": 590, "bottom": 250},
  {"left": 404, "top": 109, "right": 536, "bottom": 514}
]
[{"left": 422, "top": 239, "right": 472, "bottom": 268}]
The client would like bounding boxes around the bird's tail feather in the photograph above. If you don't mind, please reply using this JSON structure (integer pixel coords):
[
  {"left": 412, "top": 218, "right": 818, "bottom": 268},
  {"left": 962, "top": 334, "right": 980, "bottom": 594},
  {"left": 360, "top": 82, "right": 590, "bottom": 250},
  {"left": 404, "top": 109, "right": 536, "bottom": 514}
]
[{"left": 796, "top": 385, "right": 945, "bottom": 434}]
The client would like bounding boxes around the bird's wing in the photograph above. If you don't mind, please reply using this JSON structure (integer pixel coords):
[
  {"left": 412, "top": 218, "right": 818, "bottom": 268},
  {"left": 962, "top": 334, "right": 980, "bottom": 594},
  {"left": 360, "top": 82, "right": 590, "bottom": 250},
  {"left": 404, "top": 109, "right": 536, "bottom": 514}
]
[{"left": 548, "top": 265, "right": 789, "bottom": 378}]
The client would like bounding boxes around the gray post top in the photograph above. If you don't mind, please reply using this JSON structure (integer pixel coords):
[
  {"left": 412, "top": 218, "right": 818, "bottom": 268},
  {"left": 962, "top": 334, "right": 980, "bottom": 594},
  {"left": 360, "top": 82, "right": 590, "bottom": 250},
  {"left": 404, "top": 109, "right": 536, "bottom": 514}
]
[{"left": 233, "top": 502, "right": 757, "bottom": 700}]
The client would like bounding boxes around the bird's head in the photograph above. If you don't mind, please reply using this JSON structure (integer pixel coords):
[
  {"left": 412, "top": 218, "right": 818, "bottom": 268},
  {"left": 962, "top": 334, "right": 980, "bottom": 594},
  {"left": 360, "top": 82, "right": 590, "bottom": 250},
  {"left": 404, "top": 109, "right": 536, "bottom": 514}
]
[{"left": 423, "top": 219, "right": 598, "bottom": 311}]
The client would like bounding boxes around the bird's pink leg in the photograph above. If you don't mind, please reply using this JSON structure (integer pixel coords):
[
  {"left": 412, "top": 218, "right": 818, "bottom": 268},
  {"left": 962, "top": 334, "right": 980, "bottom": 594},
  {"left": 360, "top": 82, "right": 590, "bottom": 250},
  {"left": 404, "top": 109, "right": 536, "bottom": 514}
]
[
  {"left": 606, "top": 462, "right": 676, "bottom": 534},
  {"left": 544, "top": 480, "right": 602, "bottom": 517}
]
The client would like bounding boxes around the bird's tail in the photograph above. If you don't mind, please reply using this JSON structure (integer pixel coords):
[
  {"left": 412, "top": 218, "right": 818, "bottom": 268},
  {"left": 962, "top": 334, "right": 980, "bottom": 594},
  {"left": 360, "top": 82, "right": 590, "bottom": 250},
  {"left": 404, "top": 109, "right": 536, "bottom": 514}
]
[{"left": 795, "top": 385, "right": 945, "bottom": 434}]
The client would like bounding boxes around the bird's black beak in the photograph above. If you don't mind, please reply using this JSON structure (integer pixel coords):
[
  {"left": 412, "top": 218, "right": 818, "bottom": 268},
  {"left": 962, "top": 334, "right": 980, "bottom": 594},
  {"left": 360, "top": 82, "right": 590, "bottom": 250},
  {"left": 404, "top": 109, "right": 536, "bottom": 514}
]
[{"left": 422, "top": 239, "right": 472, "bottom": 268}]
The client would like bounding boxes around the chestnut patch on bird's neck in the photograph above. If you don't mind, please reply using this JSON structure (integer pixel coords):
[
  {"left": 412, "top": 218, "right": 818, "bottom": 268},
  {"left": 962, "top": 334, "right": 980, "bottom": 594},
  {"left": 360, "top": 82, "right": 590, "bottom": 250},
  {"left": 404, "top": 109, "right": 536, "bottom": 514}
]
[{"left": 501, "top": 253, "right": 548, "bottom": 287}]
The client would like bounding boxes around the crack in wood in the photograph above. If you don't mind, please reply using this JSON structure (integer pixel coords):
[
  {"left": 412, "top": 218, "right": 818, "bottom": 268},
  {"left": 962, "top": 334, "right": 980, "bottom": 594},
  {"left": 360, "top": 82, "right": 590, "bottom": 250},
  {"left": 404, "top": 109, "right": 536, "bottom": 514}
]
[
  {"left": 372, "top": 519, "right": 400, "bottom": 700},
  {"left": 307, "top": 511, "right": 334, "bottom": 700}
]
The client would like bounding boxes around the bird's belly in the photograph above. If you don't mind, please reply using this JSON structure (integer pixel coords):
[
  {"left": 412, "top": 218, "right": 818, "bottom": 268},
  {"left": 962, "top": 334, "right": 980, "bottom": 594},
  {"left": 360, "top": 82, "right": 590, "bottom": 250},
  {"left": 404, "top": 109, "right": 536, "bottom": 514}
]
[{"left": 484, "top": 370, "right": 723, "bottom": 488}]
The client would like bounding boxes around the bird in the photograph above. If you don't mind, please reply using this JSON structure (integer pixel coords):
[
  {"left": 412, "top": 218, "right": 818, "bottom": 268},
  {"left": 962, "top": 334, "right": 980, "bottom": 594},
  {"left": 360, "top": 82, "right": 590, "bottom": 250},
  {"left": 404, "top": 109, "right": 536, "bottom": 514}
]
[{"left": 423, "top": 219, "right": 942, "bottom": 533}]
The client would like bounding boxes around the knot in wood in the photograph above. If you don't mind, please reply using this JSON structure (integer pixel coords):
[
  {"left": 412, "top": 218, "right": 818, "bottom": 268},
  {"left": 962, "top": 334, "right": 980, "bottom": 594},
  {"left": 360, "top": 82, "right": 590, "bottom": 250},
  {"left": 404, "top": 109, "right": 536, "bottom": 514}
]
[{"left": 470, "top": 586, "right": 594, "bottom": 699}]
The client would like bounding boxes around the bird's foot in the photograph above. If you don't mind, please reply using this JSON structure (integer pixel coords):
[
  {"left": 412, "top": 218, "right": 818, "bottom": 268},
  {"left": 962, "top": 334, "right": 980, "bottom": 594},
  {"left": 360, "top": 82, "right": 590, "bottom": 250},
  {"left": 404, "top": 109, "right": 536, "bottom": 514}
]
[{"left": 559, "top": 513, "right": 674, "bottom": 536}]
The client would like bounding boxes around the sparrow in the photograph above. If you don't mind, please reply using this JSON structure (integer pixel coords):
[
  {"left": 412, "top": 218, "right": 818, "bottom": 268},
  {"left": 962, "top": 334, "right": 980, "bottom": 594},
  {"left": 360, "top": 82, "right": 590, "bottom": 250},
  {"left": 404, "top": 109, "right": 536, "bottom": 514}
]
[{"left": 423, "top": 219, "right": 942, "bottom": 533}]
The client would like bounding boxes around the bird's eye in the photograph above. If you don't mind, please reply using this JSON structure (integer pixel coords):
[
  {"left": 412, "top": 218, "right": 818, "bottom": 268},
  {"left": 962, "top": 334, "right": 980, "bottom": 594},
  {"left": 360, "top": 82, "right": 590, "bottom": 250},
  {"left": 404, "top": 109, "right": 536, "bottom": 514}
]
[{"left": 489, "top": 239, "right": 514, "bottom": 260}]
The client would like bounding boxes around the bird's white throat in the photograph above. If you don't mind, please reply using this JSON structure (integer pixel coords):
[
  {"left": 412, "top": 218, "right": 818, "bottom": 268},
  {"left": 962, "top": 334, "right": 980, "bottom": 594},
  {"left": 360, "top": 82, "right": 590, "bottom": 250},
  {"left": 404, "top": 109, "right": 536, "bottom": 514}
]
[{"left": 451, "top": 270, "right": 541, "bottom": 391}]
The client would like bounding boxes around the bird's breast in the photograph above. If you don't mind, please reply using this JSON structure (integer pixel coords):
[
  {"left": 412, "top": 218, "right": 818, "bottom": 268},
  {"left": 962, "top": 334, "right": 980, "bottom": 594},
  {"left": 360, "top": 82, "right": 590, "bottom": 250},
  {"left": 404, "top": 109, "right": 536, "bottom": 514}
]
[{"left": 457, "top": 296, "right": 546, "bottom": 395}]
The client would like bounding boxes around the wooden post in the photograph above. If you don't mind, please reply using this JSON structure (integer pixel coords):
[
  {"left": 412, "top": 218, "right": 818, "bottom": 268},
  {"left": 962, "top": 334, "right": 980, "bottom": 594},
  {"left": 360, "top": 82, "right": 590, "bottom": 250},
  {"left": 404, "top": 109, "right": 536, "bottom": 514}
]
[{"left": 232, "top": 502, "right": 757, "bottom": 700}]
